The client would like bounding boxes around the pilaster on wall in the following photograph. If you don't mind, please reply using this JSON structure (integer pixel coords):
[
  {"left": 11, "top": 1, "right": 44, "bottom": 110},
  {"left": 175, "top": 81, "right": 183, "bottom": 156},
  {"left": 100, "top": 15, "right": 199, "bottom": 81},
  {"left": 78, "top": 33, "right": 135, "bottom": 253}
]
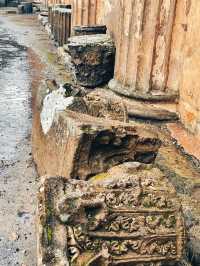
[
  {"left": 71, "top": 0, "right": 102, "bottom": 27},
  {"left": 108, "top": 0, "right": 178, "bottom": 101}
]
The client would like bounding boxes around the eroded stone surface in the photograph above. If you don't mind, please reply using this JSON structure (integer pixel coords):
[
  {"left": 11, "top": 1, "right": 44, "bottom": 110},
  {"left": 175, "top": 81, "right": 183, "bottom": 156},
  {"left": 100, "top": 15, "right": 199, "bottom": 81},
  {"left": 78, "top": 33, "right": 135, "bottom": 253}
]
[
  {"left": 67, "top": 34, "right": 115, "bottom": 87},
  {"left": 37, "top": 163, "right": 185, "bottom": 266},
  {"left": 83, "top": 89, "right": 128, "bottom": 123},
  {"left": 34, "top": 104, "right": 161, "bottom": 179}
]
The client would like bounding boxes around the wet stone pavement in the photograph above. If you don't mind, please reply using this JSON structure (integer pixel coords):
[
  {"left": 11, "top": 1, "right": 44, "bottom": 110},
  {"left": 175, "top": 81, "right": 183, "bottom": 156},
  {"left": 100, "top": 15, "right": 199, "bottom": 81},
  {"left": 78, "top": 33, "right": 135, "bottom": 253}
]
[
  {"left": 0, "top": 21, "right": 31, "bottom": 159},
  {"left": 0, "top": 17, "right": 37, "bottom": 265}
]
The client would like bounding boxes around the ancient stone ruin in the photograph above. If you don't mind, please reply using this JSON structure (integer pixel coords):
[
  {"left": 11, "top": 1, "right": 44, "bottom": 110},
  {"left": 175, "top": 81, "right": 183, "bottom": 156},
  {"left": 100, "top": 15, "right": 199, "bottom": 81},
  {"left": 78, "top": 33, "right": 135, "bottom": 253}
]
[
  {"left": 34, "top": 4, "right": 188, "bottom": 265},
  {"left": 67, "top": 34, "right": 115, "bottom": 87},
  {"left": 33, "top": 80, "right": 161, "bottom": 178},
  {"left": 35, "top": 80, "right": 186, "bottom": 265},
  {"left": 38, "top": 163, "right": 185, "bottom": 266}
]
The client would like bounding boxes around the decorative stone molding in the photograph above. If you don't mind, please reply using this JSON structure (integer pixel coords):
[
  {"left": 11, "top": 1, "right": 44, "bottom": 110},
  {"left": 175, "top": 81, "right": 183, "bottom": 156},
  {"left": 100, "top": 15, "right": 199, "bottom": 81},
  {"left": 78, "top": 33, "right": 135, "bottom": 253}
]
[
  {"left": 37, "top": 163, "right": 185, "bottom": 265},
  {"left": 32, "top": 80, "right": 161, "bottom": 178},
  {"left": 38, "top": 108, "right": 161, "bottom": 179},
  {"left": 108, "top": 0, "right": 179, "bottom": 101}
]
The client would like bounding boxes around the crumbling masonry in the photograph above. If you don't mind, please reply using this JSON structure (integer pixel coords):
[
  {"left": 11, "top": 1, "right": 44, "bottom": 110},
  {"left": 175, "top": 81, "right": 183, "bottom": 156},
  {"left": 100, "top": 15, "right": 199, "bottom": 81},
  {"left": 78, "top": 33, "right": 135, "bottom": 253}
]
[{"left": 32, "top": 0, "right": 194, "bottom": 265}]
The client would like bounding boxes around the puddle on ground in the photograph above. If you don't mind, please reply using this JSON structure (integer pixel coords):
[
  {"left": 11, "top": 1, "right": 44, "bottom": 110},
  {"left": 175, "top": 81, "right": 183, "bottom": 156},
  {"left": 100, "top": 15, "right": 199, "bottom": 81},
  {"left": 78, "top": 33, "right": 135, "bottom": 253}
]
[{"left": 0, "top": 21, "right": 31, "bottom": 160}]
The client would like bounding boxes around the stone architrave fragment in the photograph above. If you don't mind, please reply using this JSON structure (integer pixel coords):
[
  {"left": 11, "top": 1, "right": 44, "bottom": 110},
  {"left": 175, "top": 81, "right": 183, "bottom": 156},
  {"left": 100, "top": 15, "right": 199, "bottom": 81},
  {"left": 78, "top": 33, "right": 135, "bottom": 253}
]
[
  {"left": 37, "top": 163, "right": 185, "bottom": 266},
  {"left": 67, "top": 34, "right": 115, "bottom": 87},
  {"left": 37, "top": 106, "right": 161, "bottom": 179}
]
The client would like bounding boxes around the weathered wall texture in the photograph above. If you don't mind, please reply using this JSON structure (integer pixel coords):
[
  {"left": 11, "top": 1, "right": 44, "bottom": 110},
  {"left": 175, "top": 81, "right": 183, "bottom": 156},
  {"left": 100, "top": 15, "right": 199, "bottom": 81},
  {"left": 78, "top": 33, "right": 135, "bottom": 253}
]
[{"left": 176, "top": 0, "right": 200, "bottom": 136}]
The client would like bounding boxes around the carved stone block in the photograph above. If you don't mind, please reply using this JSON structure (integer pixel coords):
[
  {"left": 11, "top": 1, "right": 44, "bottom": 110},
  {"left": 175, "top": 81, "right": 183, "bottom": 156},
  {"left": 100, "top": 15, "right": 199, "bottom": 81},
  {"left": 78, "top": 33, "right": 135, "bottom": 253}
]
[
  {"left": 37, "top": 104, "right": 161, "bottom": 179},
  {"left": 37, "top": 163, "right": 185, "bottom": 265},
  {"left": 67, "top": 34, "right": 115, "bottom": 87}
]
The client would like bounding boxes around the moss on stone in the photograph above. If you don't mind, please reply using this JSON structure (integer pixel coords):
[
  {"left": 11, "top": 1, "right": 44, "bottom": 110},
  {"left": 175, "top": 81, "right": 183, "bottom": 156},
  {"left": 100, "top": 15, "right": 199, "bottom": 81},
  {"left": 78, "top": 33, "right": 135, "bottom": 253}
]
[
  {"left": 90, "top": 172, "right": 110, "bottom": 182},
  {"left": 46, "top": 225, "right": 53, "bottom": 245}
]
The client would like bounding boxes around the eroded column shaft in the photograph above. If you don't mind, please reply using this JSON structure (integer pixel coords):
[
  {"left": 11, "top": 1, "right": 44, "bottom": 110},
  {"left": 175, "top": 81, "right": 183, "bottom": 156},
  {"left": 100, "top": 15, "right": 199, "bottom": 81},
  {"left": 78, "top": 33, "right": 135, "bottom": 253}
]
[
  {"left": 109, "top": 0, "right": 178, "bottom": 101},
  {"left": 72, "top": 0, "right": 102, "bottom": 27}
]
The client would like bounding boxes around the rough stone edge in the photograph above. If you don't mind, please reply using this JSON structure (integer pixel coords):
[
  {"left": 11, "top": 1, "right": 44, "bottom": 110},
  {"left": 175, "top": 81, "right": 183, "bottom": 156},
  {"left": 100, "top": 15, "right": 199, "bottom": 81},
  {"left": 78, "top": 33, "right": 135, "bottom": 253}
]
[{"left": 108, "top": 78, "right": 179, "bottom": 103}]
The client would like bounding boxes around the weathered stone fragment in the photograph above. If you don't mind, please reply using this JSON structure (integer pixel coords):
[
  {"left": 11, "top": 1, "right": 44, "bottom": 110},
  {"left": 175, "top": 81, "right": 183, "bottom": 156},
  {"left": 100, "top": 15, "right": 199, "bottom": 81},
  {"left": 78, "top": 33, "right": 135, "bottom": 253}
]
[
  {"left": 73, "top": 25, "right": 107, "bottom": 36},
  {"left": 67, "top": 34, "right": 115, "bottom": 87},
  {"left": 36, "top": 106, "right": 161, "bottom": 179},
  {"left": 37, "top": 163, "right": 185, "bottom": 266},
  {"left": 83, "top": 89, "right": 128, "bottom": 123},
  {"left": 84, "top": 88, "right": 179, "bottom": 122}
]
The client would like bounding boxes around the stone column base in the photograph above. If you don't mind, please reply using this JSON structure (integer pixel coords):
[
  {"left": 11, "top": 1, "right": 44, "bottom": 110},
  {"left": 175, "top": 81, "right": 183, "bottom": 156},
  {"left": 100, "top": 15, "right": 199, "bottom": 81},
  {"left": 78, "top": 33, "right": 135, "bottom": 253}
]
[{"left": 109, "top": 79, "right": 179, "bottom": 102}]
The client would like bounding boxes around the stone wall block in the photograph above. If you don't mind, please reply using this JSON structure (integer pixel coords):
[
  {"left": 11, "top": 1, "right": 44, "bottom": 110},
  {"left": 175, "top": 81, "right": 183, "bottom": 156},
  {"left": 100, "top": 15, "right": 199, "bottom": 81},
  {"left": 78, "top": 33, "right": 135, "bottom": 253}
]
[
  {"left": 34, "top": 108, "right": 161, "bottom": 180},
  {"left": 32, "top": 81, "right": 161, "bottom": 179}
]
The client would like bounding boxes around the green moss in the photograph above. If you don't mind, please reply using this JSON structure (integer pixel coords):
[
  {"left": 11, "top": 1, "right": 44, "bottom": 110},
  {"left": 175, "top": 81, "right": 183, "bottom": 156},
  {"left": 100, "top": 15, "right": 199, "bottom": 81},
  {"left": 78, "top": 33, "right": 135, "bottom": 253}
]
[
  {"left": 46, "top": 225, "right": 53, "bottom": 245},
  {"left": 143, "top": 202, "right": 152, "bottom": 208},
  {"left": 46, "top": 52, "right": 56, "bottom": 64},
  {"left": 90, "top": 172, "right": 109, "bottom": 182},
  {"left": 170, "top": 215, "right": 176, "bottom": 226}
]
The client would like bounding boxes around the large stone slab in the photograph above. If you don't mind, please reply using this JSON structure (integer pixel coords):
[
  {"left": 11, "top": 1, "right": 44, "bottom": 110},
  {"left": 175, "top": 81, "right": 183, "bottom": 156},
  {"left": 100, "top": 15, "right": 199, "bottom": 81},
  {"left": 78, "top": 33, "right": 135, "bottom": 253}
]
[{"left": 37, "top": 163, "right": 185, "bottom": 266}]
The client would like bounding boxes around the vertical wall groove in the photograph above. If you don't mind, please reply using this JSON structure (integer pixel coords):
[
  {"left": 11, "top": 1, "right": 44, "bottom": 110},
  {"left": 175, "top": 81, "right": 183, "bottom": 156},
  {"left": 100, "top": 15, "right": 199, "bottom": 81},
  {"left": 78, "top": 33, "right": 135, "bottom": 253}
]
[
  {"left": 72, "top": 0, "right": 101, "bottom": 27},
  {"left": 151, "top": 0, "right": 177, "bottom": 91},
  {"left": 166, "top": 0, "right": 187, "bottom": 92},
  {"left": 136, "top": 0, "right": 160, "bottom": 93},
  {"left": 125, "top": 0, "right": 145, "bottom": 89}
]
